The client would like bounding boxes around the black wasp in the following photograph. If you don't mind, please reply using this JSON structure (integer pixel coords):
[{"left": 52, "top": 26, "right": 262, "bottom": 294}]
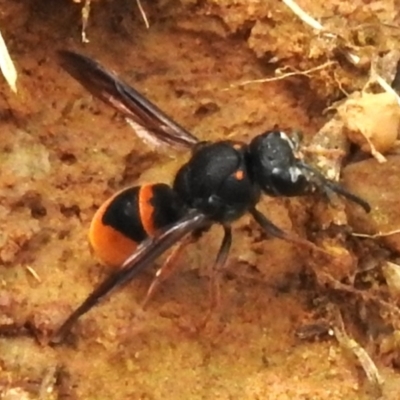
[{"left": 50, "top": 50, "right": 370, "bottom": 344}]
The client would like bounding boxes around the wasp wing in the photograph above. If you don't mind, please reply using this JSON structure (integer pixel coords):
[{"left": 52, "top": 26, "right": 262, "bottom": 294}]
[
  {"left": 50, "top": 210, "right": 209, "bottom": 344},
  {"left": 59, "top": 50, "right": 199, "bottom": 150}
]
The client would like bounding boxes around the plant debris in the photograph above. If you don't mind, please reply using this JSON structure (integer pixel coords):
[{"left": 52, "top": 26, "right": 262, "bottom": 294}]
[
  {"left": 338, "top": 92, "right": 400, "bottom": 163},
  {"left": 0, "top": 28, "right": 17, "bottom": 92},
  {"left": 382, "top": 261, "right": 400, "bottom": 300},
  {"left": 332, "top": 308, "right": 384, "bottom": 398}
]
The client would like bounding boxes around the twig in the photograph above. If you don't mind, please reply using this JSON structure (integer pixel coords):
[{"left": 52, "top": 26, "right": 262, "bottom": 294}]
[
  {"left": 318, "top": 271, "right": 400, "bottom": 317},
  {"left": 225, "top": 61, "right": 335, "bottom": 89},
  {"left": 352, "top": 228, "right": 400, "bottom": 238}
]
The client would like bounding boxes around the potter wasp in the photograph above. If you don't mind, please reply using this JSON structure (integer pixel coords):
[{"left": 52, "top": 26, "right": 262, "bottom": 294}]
[{"left": 50, "top": 51, "right": 370, "bottom": 344}]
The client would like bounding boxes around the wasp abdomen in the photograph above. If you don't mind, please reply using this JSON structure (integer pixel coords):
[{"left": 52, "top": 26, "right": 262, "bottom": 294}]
[{"left": 89, "top": 184, "right": 185, "bottom": 267}]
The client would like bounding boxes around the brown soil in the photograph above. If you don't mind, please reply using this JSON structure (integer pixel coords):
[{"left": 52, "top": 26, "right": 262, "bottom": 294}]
[{"left": 0, "top": 1, "right": 399, "bottom": 399}]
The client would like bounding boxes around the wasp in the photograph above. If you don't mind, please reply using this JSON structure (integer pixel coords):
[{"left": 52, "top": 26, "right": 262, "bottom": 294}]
[{"left": 50, "top": 51, "right": 370, "bottom": 344}]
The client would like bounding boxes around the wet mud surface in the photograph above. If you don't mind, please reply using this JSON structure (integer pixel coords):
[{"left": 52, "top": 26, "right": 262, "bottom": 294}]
[{"left": 1, "top": 1, "right": 400, "bottom": 399}]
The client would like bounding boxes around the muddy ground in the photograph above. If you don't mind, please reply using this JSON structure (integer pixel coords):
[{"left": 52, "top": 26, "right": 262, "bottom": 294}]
[{"left": 1, "top": 0, "right": 400, "bottom": 399}]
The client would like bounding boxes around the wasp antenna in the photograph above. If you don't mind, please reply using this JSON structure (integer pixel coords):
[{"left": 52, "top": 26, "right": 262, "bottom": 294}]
[
  {"left": 320, "top": 179, "right": 371, "bottom": 213},
  {"left": 299, "top": 162, "right": 371, "bottom": 213}
]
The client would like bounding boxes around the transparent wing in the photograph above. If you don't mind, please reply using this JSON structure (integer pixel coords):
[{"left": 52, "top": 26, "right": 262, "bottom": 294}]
[{"left": 59, "top": 50, "right": 199, "bottom": 150}]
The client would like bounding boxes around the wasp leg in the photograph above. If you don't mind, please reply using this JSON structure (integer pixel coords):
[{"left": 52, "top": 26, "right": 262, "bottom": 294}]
[
  {"left": 250, "top": 207, "right": 330, "bottom": 256},
  {"left": 198, "top": 225, "right": 232, "bottom": 330},
  {"left": 141, "top": 233, "right": 198, "bottom": 310}
]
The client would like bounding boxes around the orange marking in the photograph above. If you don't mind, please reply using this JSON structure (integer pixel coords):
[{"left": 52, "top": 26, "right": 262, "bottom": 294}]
[
  {"left": 139, "top": 185, "right": 157, "bottom": 236},
  {"left": 233, "top": 143, "right": 243, "bottom": 150},
  {"left": 234, "top": 170, "right": 244, "bottom": 180},
  {"left": 89, "top": 195, "right": 138, "bottom": 268}
]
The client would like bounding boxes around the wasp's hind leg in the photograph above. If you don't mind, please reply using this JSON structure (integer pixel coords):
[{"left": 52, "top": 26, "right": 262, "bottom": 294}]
[
  {"left": 140, "top": 232, "right": 199, "bottom": 310},
  {"left": 196, "top": 225, "right": 232, "bottom": 331}
]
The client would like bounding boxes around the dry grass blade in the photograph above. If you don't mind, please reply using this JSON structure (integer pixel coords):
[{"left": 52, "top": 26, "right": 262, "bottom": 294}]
[
  {"left": 332, "top": 308, "right": 384, "bottom": 398},
  {"left": 281, "top": 0, "right": 324, "bottom": 31},
  {"left": 26, "top": 266, "right": 42, "bottom": 283},
  {"left": 136, "top": 0, "right": 150, "bottom": 29},
  {"left": 81, "top": 0, "right": 91, "bottom": 43},
  {"left": 39, "top": 365, "right": 57, "bottom": 399},
  {"left": 0, "top": 28, "right": 17, "bottom": 92},
  {"left": 370, "top": 71, "right": 400, "bottom": 106}
]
